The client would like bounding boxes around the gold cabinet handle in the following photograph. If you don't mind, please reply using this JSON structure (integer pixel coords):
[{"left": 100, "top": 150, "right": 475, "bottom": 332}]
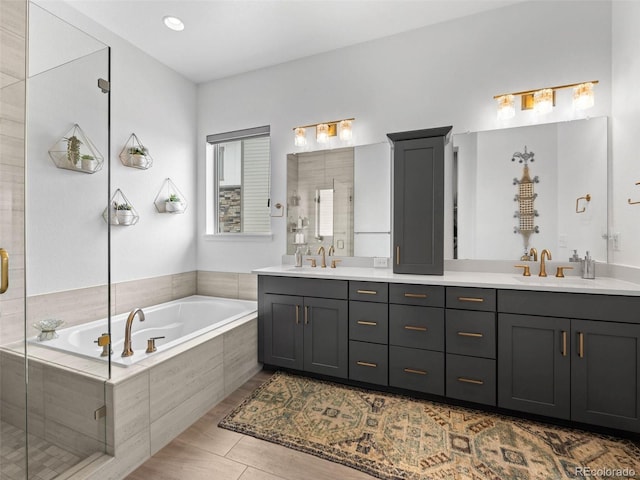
[
  {"left": 295, "top": 305, "right": 300, "bottom": 325},
  {"left": 404, "top": 293, "right": 427, "bottom": 299},
  {"left": 404, "top": 368, "right": 427, "bottom": 375},
  {"left": 457, "top": 377, "right": 484, "bottom": 385},
  {"left": 357, "top": 290, "right": 378, "bottom": 295},
  {"left": 457, "top": 331, "right": 483, "bottom": 338},
  {"left": 578, "top": 332, "right": 584, "bottom": 358},
  {"left": 304, "top": 305, "right": 309, "bottom": 325},
  {"left": 357, "top": 361, "right": 377, "bottom": 368},
  {"left": 0, "top": 248, "right": 8, "bottom": 294},
  {"left": 357, "top": 320, "right": 377, "bottom": 326},
  {"left": 396, "top": 246, "right": 400, "bottom": 265},
  {"left": 561, "top": 331, "right": 567, "bottom": 357},
  {"left": 457, "top": 297, "right": 484, "bottom": 303},
  {"left": 404, "top": 325, "right": 427, "bottom": 332}
]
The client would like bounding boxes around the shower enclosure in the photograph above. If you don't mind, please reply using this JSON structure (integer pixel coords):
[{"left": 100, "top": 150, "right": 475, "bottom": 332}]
[{"left": 0, "top": 1, "right": 111, "bottom": 477}]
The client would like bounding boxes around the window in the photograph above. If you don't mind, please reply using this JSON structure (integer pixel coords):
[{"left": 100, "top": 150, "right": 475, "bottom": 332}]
[{"left": 206, "top": 126, "right": 271, "bottom": 235}]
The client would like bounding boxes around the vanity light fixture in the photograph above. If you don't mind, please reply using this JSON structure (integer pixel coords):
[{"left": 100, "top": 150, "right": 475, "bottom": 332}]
[
  {"left": 339, "top": 119, "right": 353, "bottom": 140},
  {"left": 496, "top": 94, "right": 515, "bottom": 120},
  {"left": 163, "top": 15, "right": 185, "bottom": 31},
  {"left": 494, "top": 80, "right": 598, "bottom": 117},
  {"left": 292, "top": 118, "right": 355, "bottom": 146},
  {"left": 316, "top": 123, "right": 330, "bottom": 144},
  {"left": 294, "top": 127, "right": 307, "bottom": 147},
  {"left": 533, "top": 88, "right": 554, "bottom": 115}
]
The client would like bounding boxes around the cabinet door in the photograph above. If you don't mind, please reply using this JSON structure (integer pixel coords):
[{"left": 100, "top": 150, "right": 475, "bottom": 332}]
[
  {"left": 263, "top": 294, "right": 303, "bottom": 370},
  {"left": 392, "top": 136, "right": 445, "bottom": 274},
  {"left": 498, "top": 314, "right": 571, "bottom": 419},
  {"left": 571, "top": 320, "right": 640, "bottom": 432},
  {"left": 303, "top": 297, "right": 348, "bottom": 379}
]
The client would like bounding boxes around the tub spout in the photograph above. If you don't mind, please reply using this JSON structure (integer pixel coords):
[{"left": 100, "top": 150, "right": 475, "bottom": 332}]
[{"left": 122, "top": 308, "right": 145, "bottom": 357}]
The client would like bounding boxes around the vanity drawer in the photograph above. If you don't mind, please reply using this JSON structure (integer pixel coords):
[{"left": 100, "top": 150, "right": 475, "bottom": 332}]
[
  {"left": 446, "top": 287, "right": 496, "bottom": 311},
  {"left": 498, "top": 290, "right": 640, "bottom": 324},
  {"left": 389, "top": 304, "right": 444, "bottom": 351},
  {"left": 349, "top": 281, "right": 388, "bottom": 303},
  {"left": 349, "top": 341, "right": 388, "bottom": 386},
  {"left": 349, "top": 301, "right": 388, "bottom": 344},
  {"left": 446, "top": 354, "right": 496, "bottom": 406},
  {"left": 389, "top": 284, "right": 444, "bottom": 307},
  {"left": 389, "top": 346, "right": 444, "bottom": 395},
  {"left": 261, "top": 275, "right": 348, "bottom": 299},
  {"left": 445, "top": 310, "right": 496, "bottom": 359}
]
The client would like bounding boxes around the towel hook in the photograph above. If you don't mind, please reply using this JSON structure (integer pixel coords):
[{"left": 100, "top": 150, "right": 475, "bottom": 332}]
[
  {"left": 575, "top": 193, "right": 591, "bottom": 213},
  {"left": 628, "top": 182, "right": 640, "bottom": 205}
]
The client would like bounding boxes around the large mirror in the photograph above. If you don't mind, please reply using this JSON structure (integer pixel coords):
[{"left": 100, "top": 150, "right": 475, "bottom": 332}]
[
  {"left": 453, "top": 117, "right": 608, "bottom": 262},
  {"left": 286, "top": 143, "right": 391, "bottom": 258}
]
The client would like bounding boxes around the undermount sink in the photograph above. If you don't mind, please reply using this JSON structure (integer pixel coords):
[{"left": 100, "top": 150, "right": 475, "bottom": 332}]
[{"left": 512, "top": 275, "right": 588, "bottom": 285}]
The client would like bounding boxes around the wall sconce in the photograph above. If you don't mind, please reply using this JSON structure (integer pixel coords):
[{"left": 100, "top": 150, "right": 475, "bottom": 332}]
[
  {"left": 494, "top": 81, "right": 598, "bottom": 117},
  {"left": 292, "top": 118, "right": 355, "bottom": 146}
]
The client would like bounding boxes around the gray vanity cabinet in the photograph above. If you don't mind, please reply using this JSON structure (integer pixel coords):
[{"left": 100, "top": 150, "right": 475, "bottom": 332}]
[
  {"left": 571, "top": 319, "right": 640, "bottom": 432},
  {"left": 498, "top": 289, "right": 640, "bottom": 432},
  {"left": 498, "top": 313, "right": 571, "bottom": 419},
  {"left": 260, "top": 276, "right": 349, "bottom": 379},
  {"left": 387, "top": 126, "right": 452, "bottom": 275}
]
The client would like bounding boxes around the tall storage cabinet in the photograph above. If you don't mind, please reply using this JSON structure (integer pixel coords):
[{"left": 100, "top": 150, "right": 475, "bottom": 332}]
[{"left": 387, "top": 126, "right": 452, "bottom": 275}]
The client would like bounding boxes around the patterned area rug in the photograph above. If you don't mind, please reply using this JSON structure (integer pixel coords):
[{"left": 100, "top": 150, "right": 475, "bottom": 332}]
[{"left": 219, "top": 371, "right": 640, "bottom": 480}]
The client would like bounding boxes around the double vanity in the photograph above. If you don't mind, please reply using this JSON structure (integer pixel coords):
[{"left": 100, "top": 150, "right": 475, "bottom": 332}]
[{"left": 256, "top": 265, "right": 640, "bottom": 434}]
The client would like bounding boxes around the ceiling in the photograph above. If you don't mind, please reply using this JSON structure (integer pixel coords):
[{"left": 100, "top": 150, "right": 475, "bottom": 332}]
[{"left": 64, "top": 0, "right": 522, "bottom": 84}]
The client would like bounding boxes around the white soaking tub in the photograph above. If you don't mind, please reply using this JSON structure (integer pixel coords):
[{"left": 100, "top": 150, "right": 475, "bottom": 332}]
[{"left": 29, "top": 295, "right": 257, "bottom": 366}]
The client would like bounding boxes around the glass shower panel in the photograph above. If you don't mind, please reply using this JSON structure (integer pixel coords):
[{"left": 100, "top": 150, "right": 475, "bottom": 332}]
[
  {"left": 1, "top": 0, "right": 28, "bottom": 478},
  {"left": 24, "top": 3, "right": 110, "bottom": 477}
]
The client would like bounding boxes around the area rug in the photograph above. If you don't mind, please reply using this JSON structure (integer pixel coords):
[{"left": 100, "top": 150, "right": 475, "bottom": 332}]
[{"left": 219, "top": 371, "right": 640, "bottom": 480}]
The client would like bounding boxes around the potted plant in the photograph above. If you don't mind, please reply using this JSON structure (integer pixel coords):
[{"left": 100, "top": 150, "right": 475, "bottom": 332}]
[
  {"left": 65, "top": 135, "right": 82, "bottom": 167},
  {"left": 114, "top": 202, "right": 134, "bottom": 225},
  {"left": 80, "top": 154, "right": 96, "bottom": 171},
  {"left": 165, "top": 193, "right": 185, "bottom": 213},
  {"left": 128, "top": 146, "right": 147, "bottom": 167}
]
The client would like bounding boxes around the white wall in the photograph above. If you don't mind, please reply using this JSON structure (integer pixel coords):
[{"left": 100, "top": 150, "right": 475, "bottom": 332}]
[
  {"left": 612, "top": 1, "right": 640, "bottom": 268},
  {"left": 196, "top": 1, "right": 612, "bottom": 273},
  {"left": 29, "top": 1, "right": 197, "bottom": 293}
]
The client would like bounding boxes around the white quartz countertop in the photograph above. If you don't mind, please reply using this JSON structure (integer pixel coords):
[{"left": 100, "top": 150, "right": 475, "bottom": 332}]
[{"left": 253, "top": 265, "right": 640, "bottom": 296}]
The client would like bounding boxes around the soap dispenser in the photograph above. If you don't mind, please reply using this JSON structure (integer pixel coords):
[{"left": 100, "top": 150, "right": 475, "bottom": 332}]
[
  {"left": 582, "top": 251, "right": 596, "bottom": 279},
  {"left": 570, "top": 250, "right": 580, "bottom": 262}
]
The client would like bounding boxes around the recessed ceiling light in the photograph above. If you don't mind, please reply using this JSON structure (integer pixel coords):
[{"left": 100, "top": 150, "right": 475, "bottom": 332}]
[{"left": 163, "top": 16, "right": 184, "bottom": 31}]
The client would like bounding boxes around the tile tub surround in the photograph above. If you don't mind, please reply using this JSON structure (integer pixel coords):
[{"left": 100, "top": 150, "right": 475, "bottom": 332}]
[
  {"left": 0, "top": 312, "right": 260, "bottom": 480},
  {"left": 253, "top": 265, "right": 640, "bottom": 296},
  {"left": 15, "top": 270, "right": 257, "bottom": 348}
]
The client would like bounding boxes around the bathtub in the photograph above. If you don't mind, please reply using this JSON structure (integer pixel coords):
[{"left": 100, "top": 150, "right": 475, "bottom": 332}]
[{"left": 28, "top": 295, "right": 257, "bottom": 366}]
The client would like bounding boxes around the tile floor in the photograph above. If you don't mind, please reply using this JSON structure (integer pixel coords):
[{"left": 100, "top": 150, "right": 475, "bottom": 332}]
[
  {"left": 126, "top": 370, "right": 376, "bottom": 480},
  {"left": 0, "top": 421, "right": 81, "bottom": 480}
]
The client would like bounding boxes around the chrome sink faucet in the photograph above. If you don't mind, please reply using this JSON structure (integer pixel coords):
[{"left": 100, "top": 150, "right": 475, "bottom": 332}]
[{"left": 122, "top": 308, "right": 145, "bottom": 357}]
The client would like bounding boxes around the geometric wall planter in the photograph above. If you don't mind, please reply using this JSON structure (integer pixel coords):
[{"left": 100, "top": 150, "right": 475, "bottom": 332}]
[
  {"left": 102, "top": 188, "right": 140, "bottom": 226},
  {"left": 48, "top": 123, "right": 104, "bottom": 174},
  {"left": 154, "top": 178, "right": 187, "bottom": 214},
  {"left": 119, "top": 133, "right": 153, "bottom": 169}
]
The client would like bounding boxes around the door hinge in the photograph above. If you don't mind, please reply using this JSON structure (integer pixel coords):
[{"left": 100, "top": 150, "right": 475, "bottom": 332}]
[
  {"left": 97, "top": 78, "right": 110, "bottom": 93},
  {"left": 94, "top": 405, "right": 107, "bottom": 420}
]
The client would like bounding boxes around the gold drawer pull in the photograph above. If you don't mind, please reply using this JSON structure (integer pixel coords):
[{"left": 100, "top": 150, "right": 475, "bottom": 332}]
[
  {"left": 578, "top": 332, "right": 584, "bottom": 358},
  {"left": 404, "top": 293, "right": 427, "bottom": 299},
  {"left": 357, "top": 361, "right": 377, "bottom": 368},
  {"left": 457, "top": 332, "right": 483, "bottom": 338},
  {"left": 357, "top": 320, "right": 378, "bottom": 326},
  {"left": 457, "top": 297, "right": 484, "bottom": 303},
  {"left": 295, "top": 305, "right": 300, "bottom": 325},
  {"left": 561, "top": 331, "right": 567, "bottom": 357},
  {"left": 357, "top": 289, "right": 378, "bottom": 295},
  {"left": 404, "top": 325, "right": 427, "bottom": 332},
  {"left": 404, "top": 368, "right": 427, "bottom": 375},
  {"left": 457, "top": 377, "right": 484, "bottom": 385}
]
